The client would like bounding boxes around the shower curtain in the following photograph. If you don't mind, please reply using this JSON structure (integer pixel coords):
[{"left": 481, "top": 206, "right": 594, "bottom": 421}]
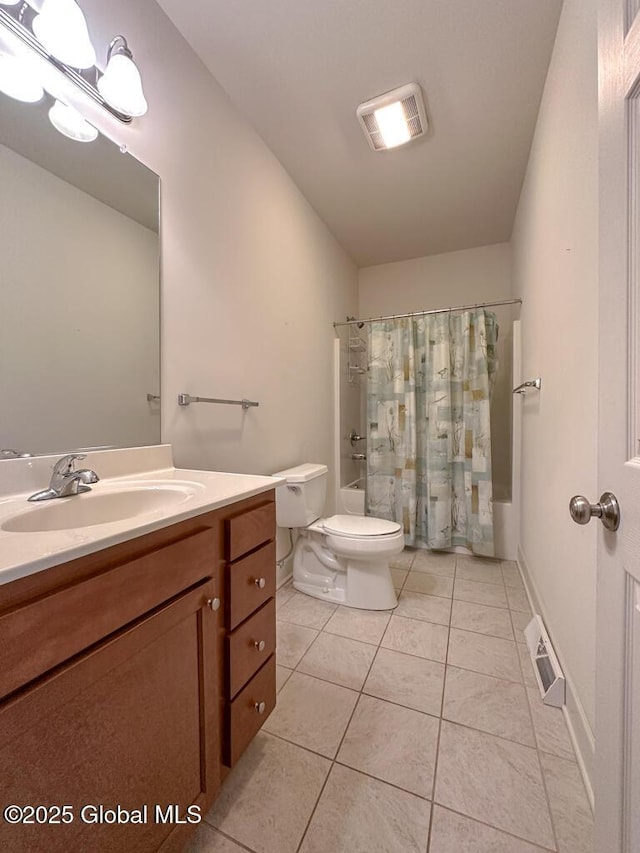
[{"left": 365, "top": 308, "right": 498, "bottom": 556}]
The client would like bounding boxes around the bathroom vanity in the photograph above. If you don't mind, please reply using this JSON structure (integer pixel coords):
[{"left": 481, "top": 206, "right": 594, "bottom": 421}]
[{"left": 0, "top": 446, "right": 281, "bottom": 853}]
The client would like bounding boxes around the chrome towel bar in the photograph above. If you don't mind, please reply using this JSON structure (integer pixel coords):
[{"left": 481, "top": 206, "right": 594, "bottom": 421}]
[
  {"left": 513, "top": 378, "right": 542, "bottom": 395},
  {"left": 178, "top": 393, "right": 259, "bottom": 409}
]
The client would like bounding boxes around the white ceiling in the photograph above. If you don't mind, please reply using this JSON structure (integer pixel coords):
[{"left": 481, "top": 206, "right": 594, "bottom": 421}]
[{"left": 156, "top": 0, "right": 562, "bottom": 267}]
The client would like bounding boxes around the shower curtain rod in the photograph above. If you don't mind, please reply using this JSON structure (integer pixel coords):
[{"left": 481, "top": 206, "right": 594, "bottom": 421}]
[{"left": 332, "top": 298, "right": 522, "bottom": 328}]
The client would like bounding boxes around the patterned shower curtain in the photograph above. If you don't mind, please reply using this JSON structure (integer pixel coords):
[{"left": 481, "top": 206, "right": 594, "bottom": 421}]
[{"left": 365, "top": 308, "right": 498, "bottom": 556}]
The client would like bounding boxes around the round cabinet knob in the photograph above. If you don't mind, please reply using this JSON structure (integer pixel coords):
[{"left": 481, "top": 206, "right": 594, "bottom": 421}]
[
  {"left": 254, "top": 577, "right": 266, "bottom": 589},
  {"left": 255, "top": 701, "right": 266, "bottom": 714},
  {"left": 569, "top": 492, "right": 620, "bottom": 531},
  {"left": 254, "top": 640, "right": 266, "bottom": 652},
  {"left": 207, "top": 597, "right": 221, "bottom": 611}
]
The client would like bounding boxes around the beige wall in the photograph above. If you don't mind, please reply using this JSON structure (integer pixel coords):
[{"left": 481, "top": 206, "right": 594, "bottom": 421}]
[
  {"left": 359, "top": 242, "right": 514, "bottom": 501},
  {"left": 74, "top": 0, "right": 357, "bottom": 511},
  {"left": 511, "top": 0, "right": 598, "bottom": 749},
  {"left": 0, "top": 143, "right": 159, "bottom": 455}
]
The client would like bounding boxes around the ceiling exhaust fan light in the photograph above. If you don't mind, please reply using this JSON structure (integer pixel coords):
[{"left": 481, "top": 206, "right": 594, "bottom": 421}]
[
  {"left": 97, "top": 38, "right": 147, "bottom": 117},
  {"left": 0, "top": 52, "right": 44, "bottom": 102},
  {"left": 357, "top": 82, "right": 427, "bottom": 152},
  {"left": 48, "top": 98, "right": 97, "bottom": 141},
  {"left": 33, "top": 0, "right": 96, "bottom": 69}
]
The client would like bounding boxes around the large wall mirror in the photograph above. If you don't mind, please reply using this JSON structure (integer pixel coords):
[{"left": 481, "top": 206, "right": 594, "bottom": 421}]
[{"left": 0, "top": 93, "right": 160, "bottom": 458}]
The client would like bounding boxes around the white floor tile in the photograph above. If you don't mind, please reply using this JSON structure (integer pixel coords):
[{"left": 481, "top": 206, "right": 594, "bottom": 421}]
[
  {"left": 277, "top": 591, "right": 337, "bottom": 629},
  {"left": 381, "top": 614, "right": 449, "bottom": 663},
  {"left": 435, "top": 721, "right": 555, "bottom": 849},
  {"left": 263, "top": 671, "right": 358, "bottom": 758},
  {"left": 411, "top": 550, "right": 456, "bottom": 577},
  {"left": 540, "top": 752, "right": 594, "bottom": 852},
  {"left": 364, "top": 647, "right": 445, "bottom": 716},
  {"left": 299, "top": 764, "right": 431, "bottom": 853},
  {"left": 443, "top": 666, "right": 535, "bottom": 746},
  {"left": 447, "top": 628, "right": 522, "bottom": 682},
  {"left": 276, "top": 621, "right": 318, "bottom": 669},
  {"left": 527, "top": 687, "right": 576, "bottom": 761},
  {"left": 455, "top": 557, "right": 504, "bottom": 586},
  {"left": 323, "top": 605, "right": 391, "bottom": 645},
  {"left": 450, "top": 599, "right": 514, "bottom": 640},
  {"left": 429, "top": 805, "right": 548, "bottom": 853},
  {"left": 205, "top": 732, "right": 330, "bottom": 853},
  {"left": 506, "top": 586, "right": 532, "bottom": 613},
  {"left": 454, "top": 578, "right": 508, "bottom": 608},
  {"left": 297, "top": 631, "right": 376, "bottom": 690},
  {"left": 184, "top": 824, "right": 252, "bottom": 853},
  {"left": 404, "top": 571, "right": 454, "bottom": 598},
  {"left": 394, "top": 590, "right": 452, "bottom": 625},
  {"left": 337, "top": 694, "right": 439, "bottom": 798}
]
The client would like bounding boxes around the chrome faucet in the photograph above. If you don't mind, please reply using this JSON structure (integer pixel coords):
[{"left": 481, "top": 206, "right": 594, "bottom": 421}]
[{"left": 28, "top": 454, "right": 100, "bottom": 502}]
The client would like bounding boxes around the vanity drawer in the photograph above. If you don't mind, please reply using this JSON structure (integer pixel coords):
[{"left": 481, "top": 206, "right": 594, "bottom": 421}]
[
  {"left": 225, "top": 655, "right": 276, "bottom": 766},
  {"left": 226, "top": 541, "right": 276, "bottom": 630},
  {"left": 227, "top": 599, "right": 276, "bottom": 698},
  {"left": 225, "top": 501, "right": 275, "bottom": 562},
  {"left": 0, "top": 529, "right": 216, "bottom": 700}
]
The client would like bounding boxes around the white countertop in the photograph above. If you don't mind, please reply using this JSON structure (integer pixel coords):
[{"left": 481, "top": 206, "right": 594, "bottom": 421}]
[{"left": 0, "top": 446, "right": 284, "bottom": 588}]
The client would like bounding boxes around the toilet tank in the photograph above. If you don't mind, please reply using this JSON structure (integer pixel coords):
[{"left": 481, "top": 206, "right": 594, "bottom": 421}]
[{"left": 272, "top": 463, "right": 328, "bottom": 527}]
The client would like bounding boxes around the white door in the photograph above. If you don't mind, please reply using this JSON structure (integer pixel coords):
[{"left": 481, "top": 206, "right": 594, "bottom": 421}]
[{"left": 596, "top": 1, "right": 640, "bottom": 850}]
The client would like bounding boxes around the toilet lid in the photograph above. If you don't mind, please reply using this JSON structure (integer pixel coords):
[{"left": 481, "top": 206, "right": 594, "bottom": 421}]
[{"left": 322, "top": 514, "right": 402, "bottom": 537}]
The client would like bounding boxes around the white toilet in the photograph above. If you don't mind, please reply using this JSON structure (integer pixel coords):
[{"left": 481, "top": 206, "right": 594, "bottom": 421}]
[{"left": 273, "top": 463, "right": 404, "bottom": 610}]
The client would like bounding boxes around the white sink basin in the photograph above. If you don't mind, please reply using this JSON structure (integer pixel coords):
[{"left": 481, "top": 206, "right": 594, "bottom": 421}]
[{"left": 1, "top": 481, "right": 205, "bottom": 533}]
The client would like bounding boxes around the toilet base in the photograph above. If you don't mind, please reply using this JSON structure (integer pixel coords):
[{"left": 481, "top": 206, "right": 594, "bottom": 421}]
[{"left": 292, "top": 534, "right": 398, "bottom": 610}]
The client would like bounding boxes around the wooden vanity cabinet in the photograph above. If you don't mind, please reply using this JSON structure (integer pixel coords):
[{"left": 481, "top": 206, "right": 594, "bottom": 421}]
[
  {"left": 221, "top": 500, "right": 277, "bottom": 768},
  {"left": 0, "top": 489, "right": 278, "bottom": 853}
]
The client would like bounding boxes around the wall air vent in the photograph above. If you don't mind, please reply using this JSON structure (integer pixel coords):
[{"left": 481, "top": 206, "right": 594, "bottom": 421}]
[
  {"left": 524, "top": 614, "right": 566, "bottom": 708},
  {"left": 356, "top": 82, "right": 427, "bottom": 152}
]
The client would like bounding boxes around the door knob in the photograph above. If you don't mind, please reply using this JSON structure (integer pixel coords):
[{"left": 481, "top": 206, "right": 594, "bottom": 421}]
[{"left": 569, "top": 492, "right": 620, "bottom": 531}]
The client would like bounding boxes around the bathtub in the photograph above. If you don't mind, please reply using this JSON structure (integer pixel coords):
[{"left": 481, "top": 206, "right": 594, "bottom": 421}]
[
  {"left": 338, "top": 479, "right": 516, "bottom": 560},
  {"left": 339, "top": 478, "right": 366, "bottom": 515}
]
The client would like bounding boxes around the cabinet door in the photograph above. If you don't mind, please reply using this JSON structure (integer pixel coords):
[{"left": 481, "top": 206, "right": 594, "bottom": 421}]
[{"left": 0, "top": 581, "right": 219, "bottom": 853}]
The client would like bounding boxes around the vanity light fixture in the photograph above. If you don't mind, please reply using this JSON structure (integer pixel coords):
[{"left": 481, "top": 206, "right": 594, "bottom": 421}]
[
  {"left": 48, "top": 98, "right": 97, "bottom": 141},
  {"left": 356, "top": 82, "right": 428, "bottom": 151},
  {"left": 0, "top": 0, "right": 148, "bottom": 129},
  {"left": 97, "top": 36, "right": 147, "bottom": 117},
  {"left": 0, "top": 50, "right": 43, "bottom": 101},
  {"left": 32, "top": 0, "right": 96, "bottom": 69}
]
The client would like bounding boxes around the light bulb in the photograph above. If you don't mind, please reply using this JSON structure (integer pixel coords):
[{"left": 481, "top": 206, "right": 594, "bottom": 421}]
[
  {"left": 33, "top": 0, "right": 96, "bottom": 69},
  {"left": 374, "top": 102, "right": 411, "bottom": 149},
  {"left": 98, "top": 51, "right": 147, "bottom": 116},
  {"left": 0, "top": 52, "right": 44, "bottom": 102},
  {"left": 48, "top": 99, "right": 98, "bottom": 142}
]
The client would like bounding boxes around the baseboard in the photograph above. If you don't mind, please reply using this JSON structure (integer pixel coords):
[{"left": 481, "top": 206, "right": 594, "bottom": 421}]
[
  {"left": 277, "top": 571, "right": 293, "bottom": 589},
  {"left": 517, "top": 546, "right": 595, "bottom": 811}
]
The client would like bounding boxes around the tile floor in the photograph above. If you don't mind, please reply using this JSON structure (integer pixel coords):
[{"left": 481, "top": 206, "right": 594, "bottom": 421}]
[{"left": 185, "top": 550, "right": 594, "bottom": 853}]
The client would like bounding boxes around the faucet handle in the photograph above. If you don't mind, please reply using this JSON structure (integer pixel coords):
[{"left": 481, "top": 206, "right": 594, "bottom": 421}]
[{"left": 52, "top": 453, "right": 87, "bottom": 475}]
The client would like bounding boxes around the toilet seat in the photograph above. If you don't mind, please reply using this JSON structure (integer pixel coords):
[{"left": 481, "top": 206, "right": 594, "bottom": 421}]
[{"left": 321, "top": 514, "right": 402, "bottom": 539}]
